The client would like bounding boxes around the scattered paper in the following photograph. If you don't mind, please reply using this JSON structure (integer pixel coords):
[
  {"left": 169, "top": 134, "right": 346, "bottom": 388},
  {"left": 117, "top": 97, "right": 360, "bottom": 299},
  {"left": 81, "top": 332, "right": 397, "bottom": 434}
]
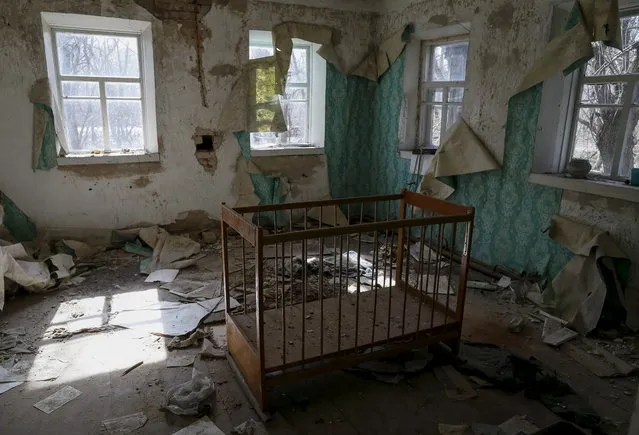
[
  {"left": 102, "top": 412, "right": 148, "bottom": 434},
  {"left": 543, "top": 327, "right": 578, "bottom": 347},
  {"left": 3, "top": 356, "right": 68, "bottom": 382},
  {"left": 139, "top": 226, "right": 201, "bottom": 272},
  {"left": 48, "top": 253, "right": 75, "bottom": 279},
  {"left": 0, "top": 366, "right": 23, "bottom": 395},
  {"left": 166, "top": 351, "right": 197, "bottom": 368},
  {"left": 161, "top": 279, "right": 222, "bottom": 300},
  {"left": 33, "top": 385, "right": 82, "bottom": 414},
  {"left": 172, "top": 416, "right": 225, "bottom": 435},
  {"left": 145, "top": 269, "right": 179, "bottom": 283}
]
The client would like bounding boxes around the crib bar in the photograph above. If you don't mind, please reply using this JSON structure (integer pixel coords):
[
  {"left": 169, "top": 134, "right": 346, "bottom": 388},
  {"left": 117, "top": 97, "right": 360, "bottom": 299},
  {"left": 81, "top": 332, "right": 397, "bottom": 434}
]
[
  {"left": 319, "top": 206, "right": 324, "bottom": 360},
  {"left": 445, "top": 223, "right": 457, "bottom": 324},
  {"left": 371, "top": 202, "right": 379, "bottom": 346}
]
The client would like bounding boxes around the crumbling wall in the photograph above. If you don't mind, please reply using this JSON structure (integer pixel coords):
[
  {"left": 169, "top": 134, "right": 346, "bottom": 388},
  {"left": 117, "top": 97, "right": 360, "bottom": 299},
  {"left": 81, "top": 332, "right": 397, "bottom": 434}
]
[{"left": 0, "top": 0, "right": 374, "bottom": 230}]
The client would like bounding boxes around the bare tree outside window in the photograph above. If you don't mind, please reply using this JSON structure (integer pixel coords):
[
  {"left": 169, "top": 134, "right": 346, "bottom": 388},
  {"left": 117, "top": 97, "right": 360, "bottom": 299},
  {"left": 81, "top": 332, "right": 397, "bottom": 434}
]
[
  {"left": 55, "top": 32, "right": 144, "bottom": 152},
  {"left": 419, "top": 41, "right": 468, "bottom": 148},
  {"left": 572, "top": 14, "right": 639, "bottom": 178}
]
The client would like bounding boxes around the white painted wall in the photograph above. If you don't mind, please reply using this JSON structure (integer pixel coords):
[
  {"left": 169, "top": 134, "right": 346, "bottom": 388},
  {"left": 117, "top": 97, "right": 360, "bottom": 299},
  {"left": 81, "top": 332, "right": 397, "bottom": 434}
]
[{"left": 0, "top": 0, "right": 373, "bottom": 230}]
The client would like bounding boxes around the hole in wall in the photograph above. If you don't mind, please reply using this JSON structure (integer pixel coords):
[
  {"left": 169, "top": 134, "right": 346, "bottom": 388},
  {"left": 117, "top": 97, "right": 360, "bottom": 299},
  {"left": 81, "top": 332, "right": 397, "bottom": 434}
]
[{"left": 196, "top": 135, "right": 214, "bottom": 152}]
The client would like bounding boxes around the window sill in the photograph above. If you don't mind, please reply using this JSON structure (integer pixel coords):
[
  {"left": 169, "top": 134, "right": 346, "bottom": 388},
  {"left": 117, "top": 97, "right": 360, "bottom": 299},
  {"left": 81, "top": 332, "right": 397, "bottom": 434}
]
[
  {"left": 529, "top": 173, "right": 639, "bottom": 204},
  {"left": 250, "top": 147, "right": 324, "bottom": 157},
  {"left": 57, "top": 152, "right": 160, "bottom": 166}
]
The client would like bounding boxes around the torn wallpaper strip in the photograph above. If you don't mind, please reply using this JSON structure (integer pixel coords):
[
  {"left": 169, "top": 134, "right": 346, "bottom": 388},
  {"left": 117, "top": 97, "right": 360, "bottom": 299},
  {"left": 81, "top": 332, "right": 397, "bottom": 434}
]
[
  {"left": 517, "top": 0, "right": 620, "bottom": 93},
  {"left": 350, "top": 25, "right": 413, "bottom": 81},
  {"left": 419, "top": 120, "right": 500, "bottom": 199},
  {"left": 29, "top": 78, "right": 57, "bottom": 171},
  {"left": 548, "top": 215, "right": 630, "bottom": 334}
]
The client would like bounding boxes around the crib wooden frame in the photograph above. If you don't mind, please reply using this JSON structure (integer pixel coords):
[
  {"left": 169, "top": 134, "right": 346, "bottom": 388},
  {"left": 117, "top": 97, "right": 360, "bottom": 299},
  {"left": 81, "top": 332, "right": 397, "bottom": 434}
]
[{"left": 221, "top": 190, "right": 474, "bottom": 413}]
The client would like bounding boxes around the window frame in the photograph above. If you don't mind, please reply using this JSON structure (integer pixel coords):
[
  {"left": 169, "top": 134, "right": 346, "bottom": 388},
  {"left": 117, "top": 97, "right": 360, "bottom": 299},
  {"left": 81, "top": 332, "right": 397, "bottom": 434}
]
[
  {"left": 248, "top": 30, "right": 326, "bottom": 156},
  {"left": 41, "top": 12, "right": 158, "bottom": 163},
  {"left": 418, "top": 39, "right": 468, "bottom": 150}
]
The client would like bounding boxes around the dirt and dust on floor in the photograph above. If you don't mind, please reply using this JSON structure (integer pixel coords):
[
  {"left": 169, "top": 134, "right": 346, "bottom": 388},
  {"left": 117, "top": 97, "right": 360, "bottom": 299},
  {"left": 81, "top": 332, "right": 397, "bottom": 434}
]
[{"left": 0, "top": 215, "right": 637, "bottom": 434}]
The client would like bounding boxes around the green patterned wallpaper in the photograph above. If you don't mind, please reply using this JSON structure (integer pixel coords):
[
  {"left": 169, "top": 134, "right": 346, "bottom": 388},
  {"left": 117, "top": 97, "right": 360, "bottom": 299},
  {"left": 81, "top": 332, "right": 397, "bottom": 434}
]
[
  {"left": 236, "top": 54, "right": 572, "bottom": 277},
  {"left": 325, "top": 53, "right": 572, "bottom": 278}
]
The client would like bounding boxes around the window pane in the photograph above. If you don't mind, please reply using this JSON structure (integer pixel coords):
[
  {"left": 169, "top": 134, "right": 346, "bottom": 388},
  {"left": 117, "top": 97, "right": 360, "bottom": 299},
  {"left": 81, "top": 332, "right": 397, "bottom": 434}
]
[
  {"left": 56, "top": 32, "right": 140, "bottom": 78},
  {"left": 105, "top": 82, "right": 141, "bottom": 98},
  {"left": 61, "top": 81, "right": 99, "bottom": 98},
  {"left": 586, "top": 15, "right": 639, "bottom": 77},
  {"left": 572, "top": 107, "right": 622, "bottom": 176},
  {"left": 448, "top": 87, "right": 464, "bottom": 102},
  {"left": 284, "top": 87, "right": 308, "bottom": 101},
  {"left": 107, "top": 100, "right": 144, "bottom": 150},
  {"left": 250, "top": 132, "right": 277, "bottom": 147},
  {"left": 428, "top": 42, "right": 468, "bottom": 82},
  {"left": 619, "top": 108, "right": 639, "bottom": 177},
  {"left": 446, "top": 105, "right": 462, "bottom": 130},
  {"left": 424, "top": 88, "right": 443, "bottom": 102},
  {"left": 287, "top": 48, "right": 308, "bottom": 83},
  {"left": 581, "top": 83, "right": 625, "bottom": 105},
  {"left": 420, "top": 104, "right": 442, "bottom": 147},
  {"left": 249, "top": 46, "right": 274, "bottom": 60},
  {"left": 63, "top": 99, "right": 104, "bottom": 152},
  {"left": 281, "top": 101, "right": 308, "bottom": 144}
]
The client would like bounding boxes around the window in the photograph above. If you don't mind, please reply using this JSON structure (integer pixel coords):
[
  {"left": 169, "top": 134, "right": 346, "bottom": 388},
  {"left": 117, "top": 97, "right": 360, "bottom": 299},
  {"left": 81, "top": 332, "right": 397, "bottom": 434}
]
[
  {"left": 566, "top": 13, "right": 639, "bottom": 179},
  {"left": 419, "top": 41, "right": 469, "bottom": 149},
  {"left": 41, "top": 13, "right": 158, "bottom": 161},
  {"left": 248, "top": 30, "right": 326, "bottom": 154}
]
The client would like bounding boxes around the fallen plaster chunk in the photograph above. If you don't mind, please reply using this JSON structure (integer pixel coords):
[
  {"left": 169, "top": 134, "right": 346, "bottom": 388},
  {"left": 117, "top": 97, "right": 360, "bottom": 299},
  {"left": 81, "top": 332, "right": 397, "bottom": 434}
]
[
  {"left": 433, "top": 365, "right": 477, "bottom": 401},
  {"left": 172, "top": 416, "right": 225, "bottom": 435},
  {"left": 168, "top": 329, "right": 206, "bottom": 350},
  {"left": 33, "top": 385, "right": 82, "bottom": 414},
  {"left": 231, "top": 418, "right": 269, "bottom": 435},
  {"left": 543, "top": 327, "right": 578, "bottom": 347},
  {"left": 145, "top": 268, "right": 179, "bottom": 283},
  {"left": 498, "top": 415, "right": 539, "bottom": 435},
  {"left": 102, "top": 412, "right": 148, "bottom": 434},
  {"left": 496, "top": 276, "right": 511, "bottom": 289},
  {"left": 200, "top": 338, "right": 225, "bottom": 359},
  {"left": 166, "top": 351, "right": 197, "bottom": 368}
]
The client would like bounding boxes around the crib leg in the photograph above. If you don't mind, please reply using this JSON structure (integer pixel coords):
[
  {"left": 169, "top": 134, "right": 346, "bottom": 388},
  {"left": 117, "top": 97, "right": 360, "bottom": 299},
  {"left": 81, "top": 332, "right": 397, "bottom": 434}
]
[{"left": 442, "top": 336, "right": 461, "bottom": 355}]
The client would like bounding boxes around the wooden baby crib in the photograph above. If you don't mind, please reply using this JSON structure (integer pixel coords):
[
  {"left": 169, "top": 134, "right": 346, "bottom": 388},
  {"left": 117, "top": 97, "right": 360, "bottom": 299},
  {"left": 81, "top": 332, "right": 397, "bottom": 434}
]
[{"left": 221, "top": 190, "right": 474, "bottom": 413}]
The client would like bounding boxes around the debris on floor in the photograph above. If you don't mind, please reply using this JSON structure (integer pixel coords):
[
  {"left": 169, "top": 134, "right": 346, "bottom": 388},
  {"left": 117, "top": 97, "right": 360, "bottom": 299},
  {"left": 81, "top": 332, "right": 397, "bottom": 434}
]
[
  {"left": 346, "top": 349, "right": 433, "bottom": 383},
  {"left": 102, "top": 412, "right": 148, "bottom": 434},
  {"left": 121, "top": 361, "right": 143, "bottom": 376},
  {"left": 457, "top": 341, "right": 605, "bottom": 432},
  {"left": 200, "top": 338, "right": 225, "bottom": 359},
  {"left": 231, "top": 418, "right": 269, "bottom": 435},
  {"left": 433, "top": 365, "right": 478, "bottom": 401},
  {"left": 498, "top": 415, "right": 539, "bottom": 435},
  {"left": 168, "top": 329, "right": 207, "bottom": 350},
  {"left": 166, "top": 351, "right": 197, "bottom": 368},
  {"left": 0, "top": 366, "right": 23, "bottom": 395},
  {"left": 145, "top": 268, "right": 180, "bottom": 283},
  {"left": 33, "top": 385, "right": 82, "bottom": 414},
  {"left": 164, "top": 369, "right": 215, "bottom": 416},
  {"left": 173, "top": 416, "right": 225, "bottom": 435},
  {"left": 139, "top": 226, "right": 204, "bottom": 271}
]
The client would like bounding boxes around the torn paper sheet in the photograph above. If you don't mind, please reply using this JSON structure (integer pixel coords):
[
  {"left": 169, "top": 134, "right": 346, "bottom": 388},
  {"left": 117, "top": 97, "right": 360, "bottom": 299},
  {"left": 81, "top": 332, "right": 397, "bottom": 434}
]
[
  {"left": 145, "top": 269, "right": 179, "bottom": 283},
  {"left": 47, "top": 253, "right": 75, "bottom": 279},
  {"left": 517, "top": 0, "right": 620, "bottom": 93},
  {"left": 272, "top": 22, "right": 334, "bottom": 94},
  {"left": 172, "top": 416, "right": 225, "bottom": 435},
  {"left": 108, "top": 290, "right": 237, "bottom": 336},
  {"left": 161, "top": 279, "right": 222, "bottom": 300},
  {"left": 0, "top": 366, "right": 23, "bottom": 396},
  {"left": 420, "top": 120, "right": 499, "bottom": 199},
  {"left": 139, "top": 227, "right": 201, "bottom": 272},
  {"left": 350, "top": 25, "right": 413, "bottom": 81},
  {"left": 548, "top": 215, "right": 629, "bottom": 333},
  {"left": 166, "top": 351, "right": 197, "bottom": 368},
  {"left": 34, "top": 385, "right": 82, "bottom": 414},
  {"left": 0, "top": 243, "right": 55, "bottom": 310},
  {"left": 102, "top": 412, "right": 148, "bottom": 434}
]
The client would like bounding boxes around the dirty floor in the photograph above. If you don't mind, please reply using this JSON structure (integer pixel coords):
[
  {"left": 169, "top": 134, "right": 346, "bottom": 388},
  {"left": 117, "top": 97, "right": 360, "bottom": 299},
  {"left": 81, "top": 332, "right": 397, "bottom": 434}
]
[{"left": 0, "top": 249, "right": 636, "bottom": 434}]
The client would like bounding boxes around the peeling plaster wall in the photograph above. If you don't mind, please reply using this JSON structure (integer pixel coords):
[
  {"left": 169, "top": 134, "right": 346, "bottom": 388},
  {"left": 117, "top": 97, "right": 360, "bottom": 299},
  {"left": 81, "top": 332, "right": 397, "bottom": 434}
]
[
  {"left": 376, "top": 0, "right": 555, "bottom": 163},
  {"left": 0, "top": 0, "right": 373, "bottom": 230},
  {"left": 375, "top": 0, "right": 639, "bottom": 291}
]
